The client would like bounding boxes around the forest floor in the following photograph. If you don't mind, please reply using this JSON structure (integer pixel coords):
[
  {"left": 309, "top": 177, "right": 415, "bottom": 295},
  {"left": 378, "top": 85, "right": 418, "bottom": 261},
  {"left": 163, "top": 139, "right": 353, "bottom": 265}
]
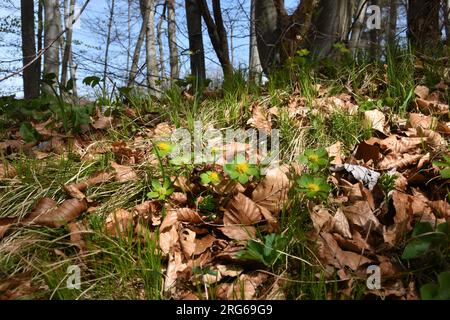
[{"left": 0, "top": 63, "right": 449, "bottom": 300}]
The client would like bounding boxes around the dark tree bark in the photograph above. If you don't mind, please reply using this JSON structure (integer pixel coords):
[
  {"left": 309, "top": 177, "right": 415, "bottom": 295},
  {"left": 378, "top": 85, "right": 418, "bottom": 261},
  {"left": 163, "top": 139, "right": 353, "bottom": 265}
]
[
  {"left": 255, "top": 0, "right": 319, "bottom": 74},
  {"left": 407, "top": 0, "right": 440, "bottom": 52},
  {"left": 196, "top": 0, "right": 233, "bottom": 79},
  {"left": 167, "top": 0, "right": 179, "bottom": 81},
  {"left": 21, "top": 0, "right": 40, "bottom": 99},
  {"left": 185, "top": 0, "right": 206, "bottom": 83},
  {"left": 307, "top": 0, "right": 352, "bottom": 59}
]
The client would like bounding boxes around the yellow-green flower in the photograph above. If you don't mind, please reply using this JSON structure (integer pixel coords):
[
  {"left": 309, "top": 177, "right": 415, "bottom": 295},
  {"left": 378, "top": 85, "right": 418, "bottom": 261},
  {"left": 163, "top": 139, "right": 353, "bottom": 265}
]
[
  {"left": 154, "top": 141, "right": 173, "bottom": 157},
  {"left": 299, "top": 148, "right": 329, "bottom": 172},
  {"left": 224, "top": 156, "right": 259, "bottom": 184},
  {"left": 200, "top": 171, "right": 221, "bottom": 185},
  {"left": 296, "top": 174, "right": 330, "bottom": 200}
]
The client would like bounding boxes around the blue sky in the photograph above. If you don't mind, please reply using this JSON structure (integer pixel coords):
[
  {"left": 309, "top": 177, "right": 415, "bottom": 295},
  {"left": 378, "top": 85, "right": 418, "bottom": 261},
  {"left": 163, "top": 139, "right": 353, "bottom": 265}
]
[{"left": 0, "top": 0, "right": 297, "bottom": 97}]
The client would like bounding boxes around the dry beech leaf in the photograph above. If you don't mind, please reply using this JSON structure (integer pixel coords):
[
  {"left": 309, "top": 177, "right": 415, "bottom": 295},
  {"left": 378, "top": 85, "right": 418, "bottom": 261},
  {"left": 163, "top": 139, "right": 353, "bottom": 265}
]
[
  {"left": 177, "top": 208, "right": 202, "bottom": 224},
  {"left": 160, "top": 209, "right": 179, "bottom": 232},
  {"left": 428, "top": 200, "right": 450, "bottom": 218},
  {"left": 164, "top": 250, "right": 188, "bottom": 295},
  {"left": 92, "top": 109, "right": 114, "bottom": 130},
  {"left": 309, "top": 204, "right": 334, "bottom": 233},
  {"left": 217, "top": 272, "right": 268, "bottom": 300},
  {"left": 27, "top": 198, "right": 87, "bottom": 228},
  {"left": 0, "top": 162, "right": 17, "bottom": 179},
  {"left": 179, "top": 228, "right": 196, "bottom": 258},
  {"left": 68, "top": 221, "right": 88, "bottom": 251},
  {"left": 342, "top": 201, "right": 380, "bottom": 233},
  {"left": 221, "top": 193, "right": 262, "bottom": 241},
  {"left": 378, "top": 153, "right": 422, "bottom": 171},
  {"left": 159, "top": 225, "right": 179, "bottom": 255},
  {"left": 334, "top": 230, "right": 371, "bottom": 253},
  {"left": 252, "top": 166, "right": 290, "bottom": 214},
  {"left": 318, "top": 232, "right": 371, "bottom": 271},
  {"left": 414, "top": 85, "right": 429, "bottom": 99},
  {"left": 170, "top": 192, "right": 188, "bottom": 205},
  {"left": 111, "top": 161, "right": 138, "bottom": 182},
  {"left": 105, "top": 209, "right": 134, "bottom": 237},
  {"left": 379, "top": 135, "right": 423, "bottom": 154},
  {"left": 416, "top": 98, "right": 449, "bottom": 115},
  {"left": 364, "top": 109, "right": 389, "bottom": 134},
  {"left": 333, "top": 208, "right": 352, "bottom": 239},
  {"left": 247, "top": 103, "right": 272, "bottom": 134},
  {"left": 194, "top": 234, "right": 216, "bottom": 255},
  {"left": 327, "top": 142, "right": 343, "bottom": 165}
]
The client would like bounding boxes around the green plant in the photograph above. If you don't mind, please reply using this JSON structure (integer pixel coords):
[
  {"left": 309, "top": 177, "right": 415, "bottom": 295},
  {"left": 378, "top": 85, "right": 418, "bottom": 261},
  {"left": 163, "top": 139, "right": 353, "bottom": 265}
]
[
  {"left": 224, "top": 156, "right": 259, "bottom": 184},
  {"left": 147, "top": 179, "right": 174, "bottom": 200},
  {"left": 296, "top": 174, "right": 331, "bottom": 200},
  {"left": 153, "top": 141, "right": 174, "bottom": 158},
  {"left": 420, "top": 272, "right": 450, "bottom": 300},
  {"left": 299, "top": 148, "right": 329, "bottom": 172},
  {"left": 433, "top": 155, "right": 450, "bottom": 179},
  {"left": 236, "top": 233, "right": 287, "bottom": 267},
  {"left": 402, "top": 221, "right": 450, "bottom": 260},
  {"left": 200, "top": 171, "right": 221, "bottom": 185},
  {"left": 19, "top": 122, "right": 41, "bottom": 143}
]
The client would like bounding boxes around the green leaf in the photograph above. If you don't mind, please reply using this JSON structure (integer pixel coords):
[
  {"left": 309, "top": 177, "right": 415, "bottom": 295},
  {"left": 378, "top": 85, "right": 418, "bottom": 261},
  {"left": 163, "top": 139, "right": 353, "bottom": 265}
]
[
  {"left": 83, "top": 76, "right": 101, "bottom": 88},
  {"left": 147, "top": 191, "right": 159, "bottom": 199},
  {"left": 402, "top": 239, "right": 432, "bottom": 259},
  {"left": 440, "top": 168, "right": 450, "bottom": 179},
  {"left": 19, "top": 122, "right": 41, "bottom": 143},
  {"left": 420, "top": 283, "right": 440, "bottom": 300},
  {"left": 151, "top": 179, "right": 161, "bottom": 190}
]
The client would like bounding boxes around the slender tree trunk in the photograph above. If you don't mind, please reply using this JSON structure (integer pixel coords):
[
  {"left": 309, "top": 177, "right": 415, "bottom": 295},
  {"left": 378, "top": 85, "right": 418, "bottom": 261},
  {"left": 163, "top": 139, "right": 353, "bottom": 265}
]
[
  {"left": 167, "top": 0, "right": 179, "bottom": 81},
  {"left": 127, "top": 0, "right": 132, "bottom": 74},
  {"left": 388, "top": 0, "right": 397, "bottom": 48},
  {"left": 157, "top": 3, "right": 166, "bottom": 80},
  {"left": 61, "top": 0, "right": 75, "bottom": 86},
  {"left": 43, "top": 0, "right": 61, "bottom": 93},
  {"left": 103, "top": 0, "right": 116, "bottom": 90},
  {"left": 369, "top": 0, "right": 379, "bottom": 61},
  {"left": 249, "top": 0, "right": 262, "bottom": 83},
  {"left": 21, "top": 0, "right": 40, "bottom": 99},
  {"left": 196, "top": 0, "right": 233, "bottom": 79},
  {"left": 185, "top": 0, "right": 205, "bottom": 83},
  {"left": 37, "top": 0, "right": 43, "bottom": 88},
  {"left": 144, "top": 0, "right": 158, "bottom": 93},
  {"left": 407, "top": 0, "right": 440, "bottom": 52},
  {"left": 128, "top": 0, "right": 149, "bottom": 86},
  {"left": 349, "top": 0, "right": 369, "bottom": 55}
]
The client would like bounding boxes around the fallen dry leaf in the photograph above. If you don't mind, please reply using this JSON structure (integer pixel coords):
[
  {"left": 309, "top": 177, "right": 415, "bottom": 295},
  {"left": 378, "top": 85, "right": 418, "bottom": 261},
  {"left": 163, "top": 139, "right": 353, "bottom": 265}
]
[
  {"left": 318, "top": 232, "right": 371, "bottom": 271},
  {"left": 105, "top": 209, "right": 134, "bottom": 237},
  {"left": 414, "top": 85, "right": 429, "bottom": 99},
  {"left": 364, "top": 109, "right": 389, "bottom": 135},
  {"left": 221, "top": 193, "right": 262, "bottom": 241},
  {"left": 111, "top": 161, "right": 138, "bottom": 182},
  {"left": 26, "top": 198, "right": 86, "bottom": 228},
  {"left": 247, "top": 103, "right": 272, "bottom": 134},
  {"left": 0, "top": 162, "right": 17, "bottom": 179}
]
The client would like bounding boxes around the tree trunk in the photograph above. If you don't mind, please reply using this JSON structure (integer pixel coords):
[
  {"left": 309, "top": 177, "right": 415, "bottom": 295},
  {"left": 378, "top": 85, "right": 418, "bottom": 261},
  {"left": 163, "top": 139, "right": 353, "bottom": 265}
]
[
  {"left": 37, "top": 0, "right": 43, "bottom": 89},
  {"left": 349, "top": 0, "right": 369, "bottom": 55},
  {"left": 128, "top": 0, "right": 149, "bottom": 86},
  {"left": 157, "top": 3, "right": 166, "bottom": 80},
  {"left": 61, "top": 0, "right": 75, "bottom": 86},
  {"left": 185, "top": 0, "right": 205, "bottom": 83},
  {"left": 127, "top": 0, "right": 132, "bottom": 74},
  {"left": 249, "top": 0, "right": 262, "bottom": 83},
  {"left": 43, "top": 0, "right": 61, "bottom": 80},
  {"left": 167, "top": 0, "right": 179, "bottom": 81},
  {"left": 388, "top": 0, "right": 397, "bottom": 48},
  {"left": 255, "top": 0, "right": 319, "bottom": 74},
  {"left": 308, "top": 0, "right": 352, "bottom": 59},
  {"left": 407, "top": 0, "right": 440, "bottom": 52},
  {"left": 21, "top": 0, "right": 40, "bottom": 99},
  {"left": 369, "top": 0, "right": 379, "bottom": 61},
  {"left": 144, "top": 0, "right": 158, "bottom": 93},
  {"left": 103, "top": 0, "right": 115, "bottom": 90},
  {"left": 196, "top": 0, "right": 233, "bottom": 79}
]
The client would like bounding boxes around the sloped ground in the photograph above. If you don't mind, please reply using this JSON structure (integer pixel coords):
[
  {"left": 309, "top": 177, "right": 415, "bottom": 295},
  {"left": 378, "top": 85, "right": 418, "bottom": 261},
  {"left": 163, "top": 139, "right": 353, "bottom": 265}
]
[{"left": 0, "top": 83, "right": 449, "bottom": 300}]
